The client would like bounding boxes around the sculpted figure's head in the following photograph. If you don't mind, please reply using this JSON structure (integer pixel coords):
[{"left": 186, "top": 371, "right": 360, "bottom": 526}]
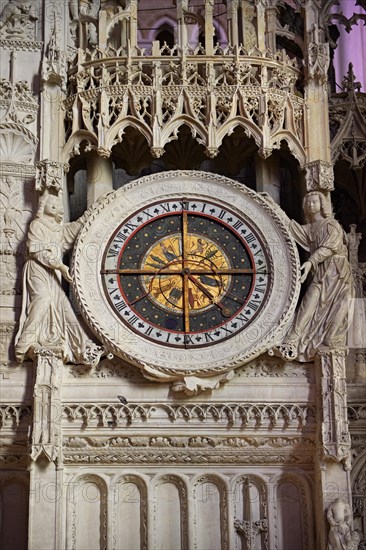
[
  {"left": 303, "top": 191, "right": 332, "bottom": 222},
  {"left": 37, "top": 193, "right": 64, "bottom": 222}
]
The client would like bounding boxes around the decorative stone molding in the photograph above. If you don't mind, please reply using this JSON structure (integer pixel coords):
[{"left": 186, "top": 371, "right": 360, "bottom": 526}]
[
  {"left": 316, "top": 349, "right": 352, "bottom": 470},
  {"left": 30, "top": 348, "right": 62, "bottom": 463},
  {"left": 0, "top": 38, "right": 42, "bottom": 51},
  {"left": 66, "top": 354, "right": 311, "bottom": 380},
  {"left": 0, "top": 161, "right": 35, "bottom": 177},
  {"left": 62, "top": 402, "right": 316, "bottom": 429},
  {"left": 0, "top": 77, "right": 38, "bottom": 125},
  {"left": 0, "top": 404, "right": 31, "bottom": 429},
  {"left": 304, "top": 160, "right": 334, "bottom": 191},
  {"left": 35, "top": 160, "right": 64, "bottom": 193}
]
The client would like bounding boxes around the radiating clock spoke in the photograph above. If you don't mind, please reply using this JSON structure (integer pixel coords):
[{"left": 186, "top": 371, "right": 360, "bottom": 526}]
[
  {"left": 183, "top": 271, "right": 190, "bottom": 332},
  {"left": 182, "top": 201, "right": 189, "bottom": 270}
]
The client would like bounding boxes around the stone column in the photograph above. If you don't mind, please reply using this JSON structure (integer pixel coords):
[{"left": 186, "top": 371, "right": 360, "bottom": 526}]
[
  {"left": 314, "top": 349, "right": 354, "bottom": 550},
  {"left": 176, "top": 0, "right": 188, "bottom": 50},
  {"left": 86, "top": 151, "right": 113, "bottom": 205},
  {"left": 129, "top": 0, "right": 138, "bottom": 50},
  {"left": 265, "top": 4, "right": 277, "bottom": 52},
  {"left": 204, "top": 0, "right": 215, "bottom": 55},
  {"left": 255, "top": 155, "right": 281, "bottom": 203},
  {"left": 255, "top": 0, "right": 266, "bottom": 51},
  {"left": 227, "top": 0, "right": 239, "bottom": 47},
  {"left": 28, "top": 349, "right": 63, "bottom": 550},
  {"left": 303, "top": 2, "right": 332, "bottom": 174}
]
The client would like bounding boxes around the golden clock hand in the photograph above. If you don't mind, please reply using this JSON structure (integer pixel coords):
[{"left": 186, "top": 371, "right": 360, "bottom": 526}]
[{"left": 188, "top": 274, "right": 232, "bottom": 317}]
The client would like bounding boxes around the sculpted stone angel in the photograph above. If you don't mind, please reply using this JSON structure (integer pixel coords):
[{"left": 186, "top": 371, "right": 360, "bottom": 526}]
[
  {"left": 278, "top": 191, "right": 355, "bottom": 362},
  {"left": 15, "top": 192, "right": 103, "bottom": 366}
]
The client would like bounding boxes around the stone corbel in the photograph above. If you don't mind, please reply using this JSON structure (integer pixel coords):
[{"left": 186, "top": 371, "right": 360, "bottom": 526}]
[
  {"left": 35, "top": 160, "right": 64, "bottom": 193},
  {"left": 30, "top": 349, "right": 63, "bottom": 464},
  {"left": 170, "top": 370, "right": 235, "bottom": 396},
  {"left": 304, "top": 160, "right": 334, "bottom": 191},
  {"left": 316, "top": 349, "right": 352, "bottom": 471}
]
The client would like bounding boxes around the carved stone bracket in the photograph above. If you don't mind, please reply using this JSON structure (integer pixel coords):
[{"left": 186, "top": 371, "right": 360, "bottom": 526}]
[
  {"left": 30, "top": 348, "right": 63, "bottom": 464},
  {"left": 35, "top": 160, "right": 64, "bottom": 193},
  {"left": 304, "top": 160, "right": 334, "bottom": 191},
  {"left": 316, "top": 349, "right": 352, "bottom": 470}
]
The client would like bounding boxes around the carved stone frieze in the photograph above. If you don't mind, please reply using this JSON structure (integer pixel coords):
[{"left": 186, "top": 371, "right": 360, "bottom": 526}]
[
  {"left": 304, "top": 160, "right": 334, "bottom": 191},
  {"left": 0, "top": 403, "right": 31, "bottom": 430},
  {"left": 62, "top": 402, "right": 316, "bottom": 429},
  {"left": 0, "top": 175, "right": 33, "bottom": 297},
  {"left": 66, "top": 354, "right": 311, "bottom": 380},
  {"left": 0, "top": 324, "right": 16, "bottom": 362},
  {"left": 316, "top": 349, "right": 352, "bottom": 470},
  {"left": 0, "top": 0, "right": 38, "bottom": 41},
  {"left": 0, "top": 77, "right": 38, "bottom": 164},
  {"left": 62, "top": 434, "right": 315, "bottom": 468}
]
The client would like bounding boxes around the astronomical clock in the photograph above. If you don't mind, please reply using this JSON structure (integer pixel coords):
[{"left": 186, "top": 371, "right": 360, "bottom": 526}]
[{"left": 72, "top": 171, "right": 300, "bottom": 383}]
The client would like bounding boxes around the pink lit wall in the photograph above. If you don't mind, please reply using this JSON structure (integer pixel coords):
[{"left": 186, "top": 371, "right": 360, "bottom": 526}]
[{"left": 332, "top": 0, "right": 366, "bottom": 90}]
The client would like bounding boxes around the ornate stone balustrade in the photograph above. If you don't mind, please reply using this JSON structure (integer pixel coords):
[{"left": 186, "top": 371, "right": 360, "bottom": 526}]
[{"left": 63, "top": 46, "right": 305, "bottom": 163}]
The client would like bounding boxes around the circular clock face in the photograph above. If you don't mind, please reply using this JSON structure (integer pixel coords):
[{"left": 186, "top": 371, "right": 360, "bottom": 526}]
[
  {"left": 102, "top": 199, "right": 270, "bottom": 348},
  {"left": 72, "top": 171, "right": 300, "bottom": 380}
]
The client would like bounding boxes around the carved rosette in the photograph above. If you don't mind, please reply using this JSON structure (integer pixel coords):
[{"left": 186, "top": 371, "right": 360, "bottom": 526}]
[
  {"left": 316, "top": 349, "right": 352, "bottom": 470},
  {"left": 305, "top": 160, "right": 334, "bottom": 191},
  {"left": 35, "top": 160, "right": 64, "bottom": 193}
]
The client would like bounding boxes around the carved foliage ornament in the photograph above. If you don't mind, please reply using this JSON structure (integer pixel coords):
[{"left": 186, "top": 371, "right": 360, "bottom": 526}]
[{"left": 72, "top": 171, "right": 300, "bottom": 384}]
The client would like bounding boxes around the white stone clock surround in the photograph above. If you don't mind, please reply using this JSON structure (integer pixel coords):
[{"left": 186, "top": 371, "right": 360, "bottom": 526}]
[{"left": 72, "top": 171, "right": 301, "bottom": 381}]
